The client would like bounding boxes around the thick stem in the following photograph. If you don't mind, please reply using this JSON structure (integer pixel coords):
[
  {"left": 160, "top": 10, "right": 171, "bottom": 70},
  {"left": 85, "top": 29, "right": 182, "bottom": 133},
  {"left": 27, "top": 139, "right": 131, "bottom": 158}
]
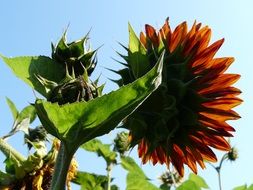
[{"left": 50, "top": 142, "right": 74, "bottom": 190}]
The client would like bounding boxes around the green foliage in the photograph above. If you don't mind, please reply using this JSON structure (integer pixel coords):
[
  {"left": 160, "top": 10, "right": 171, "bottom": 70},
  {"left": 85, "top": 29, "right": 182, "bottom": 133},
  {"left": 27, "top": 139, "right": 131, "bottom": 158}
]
[
  {"left": 177, "top": 180, "right": 201, "bottom": 190},
  {"left": 81, "top": 139, "right": 117, "bottom": 165},
  {"left": 73, "top": 171, "right": 119, "bottom": 190},
  {"left": 3, "top": 98, "right": 37, "bottom": 138},
  {"left": 188, "top": 173, "right": 209, "bottom": 189},
  {"left": 176, "top": 174, "right": 209, "bottom": 190},
  {"left": 1, "top": 55, "right": 65, "bottom": 97},
  {"left": 6, "top": 97, "right": 19, "bottom": 120},
  {"left": 0, "top": 170, "right": 15, "bottom": 186},
  {"left": 121, "top": 156, "right": 159, "bottom": 190},
  {"left": 127, "top": 24, "right": 150, "bottom": 78},
  {"left": 120, "top": 156, "right": 146, "bottom": 178},
  {"left": 35, "top": 53, "right": 163, "bottom": 153},
  {"left": 233, "top": 184, "right": 253, "bottom": 190}
]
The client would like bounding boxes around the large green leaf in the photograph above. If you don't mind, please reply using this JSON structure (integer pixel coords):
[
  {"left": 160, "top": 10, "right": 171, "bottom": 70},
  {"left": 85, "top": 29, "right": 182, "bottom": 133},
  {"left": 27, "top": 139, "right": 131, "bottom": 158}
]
[
  {"left": 35, "top": 52, "right": 164, "bottom": 152},
  {"left": 81, "top": 139, "right": 117, "bottom": 165},
  {"left": 0, "top": 55, "right": 65, "bottom": 97}
]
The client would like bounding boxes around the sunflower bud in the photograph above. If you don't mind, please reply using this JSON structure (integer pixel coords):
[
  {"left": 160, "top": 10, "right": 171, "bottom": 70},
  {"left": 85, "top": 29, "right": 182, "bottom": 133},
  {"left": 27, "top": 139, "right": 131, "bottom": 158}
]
[
  {"left": 37, "top": 33, "right": 104, "bottom": 105},
  {"left": 47, "top": 75, "right": 102, "bottom": 105},
  {"left": 52, "top": 32, "right": 97, "bottom": 77}
]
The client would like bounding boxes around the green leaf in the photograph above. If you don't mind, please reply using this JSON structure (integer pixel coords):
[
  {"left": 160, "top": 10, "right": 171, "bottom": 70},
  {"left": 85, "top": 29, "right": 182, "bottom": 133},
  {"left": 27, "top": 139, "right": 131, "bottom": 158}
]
[
  {"left": 248, "top": 185, "right": 253, "bottom": 190},
  {"left": 189, "top": 173, "right": 209, "bottom": 189},
  {"left": 72, "top": 171, "right": 117, "bottom": 190},
  {"left": 126, "top": 172, "right": 160, "bottom": 190},
  {"left": 120, "top": 156, "right": 160, "bottom": 190},
  {"left": 17, "top": 105, "right": 37, "bottom": 125},
  {"left": 120, "top": 156, "right": 146, "bottom": 178},
  {"left": 233, "top": 185, "right": 247, "bottom": 190},
  {"left": 0, "top": 170, "right": 15, "bottom": 186},
  {"left": 3, "top": 105, "right": 37, "bottom": 138},
  {"left": 6, "top": 97, "right": 18, "bottom": 120},
  {"left": 81, "top": 139, "right": 117, "bottom": 164},
  {"left": 35, "top": 52, "right": 164, "bottom": 152},
  {"left": 128, "top": 24, "right": 150, "bottom": 78},
  {"left": 176, "top": 180, "right": 201, "bottom": 190},
  {"left": 0, "top": 55, "right": 65, "bottom": 97},
  {"left": 128, "top": 23, "right": 146, "bottom": 54}
]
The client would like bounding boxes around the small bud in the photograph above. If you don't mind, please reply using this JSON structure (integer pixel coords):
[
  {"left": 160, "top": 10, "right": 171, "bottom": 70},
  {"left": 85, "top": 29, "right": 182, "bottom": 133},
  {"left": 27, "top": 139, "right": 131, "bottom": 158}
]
[
  {"left": 113, "top": 132, "right": 130, "bottom": 155},
  {"left": 25, "top": 126, "right": 47, "bottom": 150},
  {"left": 227, "top": 147, "right": 238, "bottom": 161},
  {"left": 159, "top": 170, "right": 182, "bottom": 187}
]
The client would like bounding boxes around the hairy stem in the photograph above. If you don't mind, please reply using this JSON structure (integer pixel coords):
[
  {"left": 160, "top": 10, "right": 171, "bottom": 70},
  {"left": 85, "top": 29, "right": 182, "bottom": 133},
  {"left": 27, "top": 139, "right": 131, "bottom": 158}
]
[
  {"left": 50, "top": 142, "right": 74, "bottom": 190},
  {"left": 0, "top": 138, "right": 26, "bottom": 164},
  {"left": 107, "top": 163, "right": 113, "bottom": 190}
]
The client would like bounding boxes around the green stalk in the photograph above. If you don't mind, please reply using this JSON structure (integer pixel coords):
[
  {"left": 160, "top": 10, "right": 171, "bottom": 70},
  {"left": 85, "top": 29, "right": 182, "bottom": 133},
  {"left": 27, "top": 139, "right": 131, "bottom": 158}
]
[
  {"left": 0, "top": 138, "right": 26, "bottom": 164},
  {"left": 107, "top": 163, "right": 113, "bottom": 190},
  {"left": 50, "top": 142, "right": 75, "bottom": 190}
]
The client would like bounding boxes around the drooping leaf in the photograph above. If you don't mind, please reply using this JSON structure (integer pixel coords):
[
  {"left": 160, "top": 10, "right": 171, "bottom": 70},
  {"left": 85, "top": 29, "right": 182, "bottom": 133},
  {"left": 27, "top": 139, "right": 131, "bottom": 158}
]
[
  {"left": 0, "top": 55, "right": 65, "bottom": 97},
  {"left": 176, "top": 180, "right": 201, "bottom": 190},
  {"left": 6, "top": 97, "right": 18, "bottom": 120},
  {"left": 35, "top": 52, "right": 164, "bottom": 152},
  {"left": 189, "top": 173, "right": 209, "bottom": 189},
  {"left": 81, "top": 139, "right": 117, "bottom": 164}
]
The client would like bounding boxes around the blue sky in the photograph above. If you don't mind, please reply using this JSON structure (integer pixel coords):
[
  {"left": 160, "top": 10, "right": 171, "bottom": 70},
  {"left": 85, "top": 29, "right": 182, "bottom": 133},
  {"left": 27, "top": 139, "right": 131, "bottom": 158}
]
[{"left": 0, "top": 0, "right": 251, "bottom": 189}]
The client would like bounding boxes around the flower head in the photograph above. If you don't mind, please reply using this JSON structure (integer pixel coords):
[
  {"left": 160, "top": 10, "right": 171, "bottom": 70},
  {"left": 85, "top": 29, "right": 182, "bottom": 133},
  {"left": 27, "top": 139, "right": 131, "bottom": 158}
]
[{"left": 116, "top": 19, "right": 242, "bottom": 176}]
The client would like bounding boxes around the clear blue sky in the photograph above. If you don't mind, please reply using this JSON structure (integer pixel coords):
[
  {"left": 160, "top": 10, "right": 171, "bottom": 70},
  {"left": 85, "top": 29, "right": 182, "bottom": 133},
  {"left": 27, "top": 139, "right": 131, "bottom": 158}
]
[{"left": 0, "top": 1, "right": 251, "bottom": 189}]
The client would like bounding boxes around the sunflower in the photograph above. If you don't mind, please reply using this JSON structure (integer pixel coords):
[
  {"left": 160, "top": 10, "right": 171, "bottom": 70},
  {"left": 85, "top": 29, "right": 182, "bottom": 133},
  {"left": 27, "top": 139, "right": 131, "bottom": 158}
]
[{"left": 116, "top": 19, "right": 242, "bottom": 176}]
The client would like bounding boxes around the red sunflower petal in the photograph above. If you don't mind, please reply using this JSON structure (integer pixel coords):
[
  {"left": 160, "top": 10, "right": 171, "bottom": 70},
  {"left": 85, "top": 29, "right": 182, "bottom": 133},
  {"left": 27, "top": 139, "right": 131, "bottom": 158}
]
[
  {"left": 191, "top": 39, "right": 224, "bottom": 73},
  {"left": 140, "top": 31, "right": 147, "bottom": 48},
  {"left": 169, "top": 22, "right": 187, "bottom": 52},
  {"left": 145, "top": 24, "right": 159, "bottom": 47},
  {"left": 202, "top": 97, "right": 242, "bottom": 110}
]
